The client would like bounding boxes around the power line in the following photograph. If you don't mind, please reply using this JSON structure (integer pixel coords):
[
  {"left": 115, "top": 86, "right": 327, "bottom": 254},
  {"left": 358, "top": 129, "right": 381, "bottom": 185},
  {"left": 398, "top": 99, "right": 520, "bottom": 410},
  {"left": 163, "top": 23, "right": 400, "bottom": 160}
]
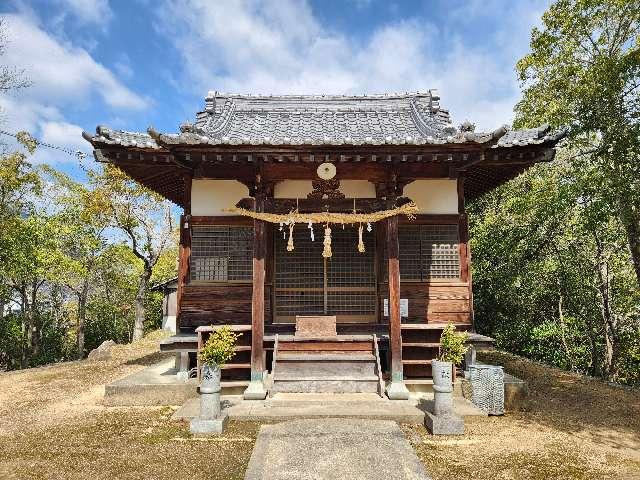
[{"left": 0, "top": 129, "right": 89, "bottom": 160}]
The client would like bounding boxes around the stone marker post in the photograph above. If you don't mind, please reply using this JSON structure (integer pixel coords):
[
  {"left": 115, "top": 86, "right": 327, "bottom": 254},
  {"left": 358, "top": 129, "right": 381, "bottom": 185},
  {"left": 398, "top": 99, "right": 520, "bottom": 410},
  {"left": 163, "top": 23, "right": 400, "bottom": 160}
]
[
  {"left": 425, "top": 360, "right": 464, "bottom": 435},
  {"left": 190, "top": 364, "right": 228, "bottom": 436}
]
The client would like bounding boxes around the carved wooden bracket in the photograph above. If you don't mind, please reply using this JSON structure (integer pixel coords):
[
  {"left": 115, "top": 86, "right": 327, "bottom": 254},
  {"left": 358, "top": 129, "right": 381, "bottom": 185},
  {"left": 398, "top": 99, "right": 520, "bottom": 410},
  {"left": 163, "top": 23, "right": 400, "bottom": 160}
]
[{"left": 307, "top": 179, "right": 345, "bottom": 200}]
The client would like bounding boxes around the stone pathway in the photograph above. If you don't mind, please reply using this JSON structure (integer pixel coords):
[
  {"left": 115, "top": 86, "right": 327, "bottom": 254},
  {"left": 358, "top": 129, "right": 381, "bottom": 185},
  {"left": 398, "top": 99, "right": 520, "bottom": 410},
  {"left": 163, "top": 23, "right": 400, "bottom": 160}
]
[{"left": 244, "top": 418, "right": 431, "bottom": 480}]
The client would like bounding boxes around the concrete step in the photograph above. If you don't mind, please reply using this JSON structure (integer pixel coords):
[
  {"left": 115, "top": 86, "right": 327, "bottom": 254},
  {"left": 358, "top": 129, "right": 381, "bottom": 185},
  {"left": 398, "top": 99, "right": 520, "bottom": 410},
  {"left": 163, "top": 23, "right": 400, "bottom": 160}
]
[
  {"left": 275, "top": 360, "right": 377, "bottom": 378},
  {"left": 271, "top": 378, "right": 379, "bottom": 394}
]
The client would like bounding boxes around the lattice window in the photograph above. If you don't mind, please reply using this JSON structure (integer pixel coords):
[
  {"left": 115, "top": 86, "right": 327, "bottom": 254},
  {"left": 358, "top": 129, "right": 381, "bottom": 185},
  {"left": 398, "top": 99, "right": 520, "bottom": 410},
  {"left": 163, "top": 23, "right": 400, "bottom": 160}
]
[
  {"left": 398, "top": 224, "right": 460, "bottom": 280},
  {"left": 274, "top": 225, "right": 377, "bottom": 321},
  {"left": 190, "top": 226, "right": 253, "bottom": 282}
]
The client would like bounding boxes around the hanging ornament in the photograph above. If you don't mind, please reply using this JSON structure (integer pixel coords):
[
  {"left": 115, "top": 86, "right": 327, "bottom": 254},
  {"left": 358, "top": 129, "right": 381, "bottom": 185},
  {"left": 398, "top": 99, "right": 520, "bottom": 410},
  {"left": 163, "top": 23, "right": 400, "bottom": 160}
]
[
  {"left": 367, "top": 222, "right": 372, "bottom": 232},
  {"left": 287, "top": 223, "right": 295, "bottom": 251},
  {"left": 308, "top": 221, "right": 315, "bottom": 241},
  {"left": 322, "top": 225, "right": 332, "bottom": 258},
  {"left": 358, "top": 224, "right": 365, "bottom": 253},
  {"left": 279, "top": 222, "right": 283, "bottom": 231}
]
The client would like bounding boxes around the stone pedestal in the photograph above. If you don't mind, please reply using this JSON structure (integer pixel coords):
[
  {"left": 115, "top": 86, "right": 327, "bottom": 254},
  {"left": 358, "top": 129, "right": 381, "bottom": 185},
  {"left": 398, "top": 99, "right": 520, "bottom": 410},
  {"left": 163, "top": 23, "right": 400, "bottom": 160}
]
[
  {"left": 190, "top": 363, "right": 227, "bottom": 436},
  {"left": 243, "top": 379, "right": 268, "bottom": 400},
  {"left": 424, "top": 411, "right": 464, "bottom": 435},
  {"left": 386, "top": 380, "right": 410, "bottom": 400},
  {"left": 426, "top": 360, "right": 464, "bottom": 435},
  {"left": 176, "top": 352, "right": 190, "bottom": 381},
  {"left": 190, "top": 412, "right": 228, "bottom": 436}
]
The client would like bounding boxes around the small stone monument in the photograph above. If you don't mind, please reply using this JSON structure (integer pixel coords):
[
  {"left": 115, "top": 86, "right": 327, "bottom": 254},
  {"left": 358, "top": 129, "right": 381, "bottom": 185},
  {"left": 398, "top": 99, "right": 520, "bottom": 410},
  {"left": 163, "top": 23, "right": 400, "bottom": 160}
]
[
  {"left": 424, "top": 360, "right": 464, "bottom": 435},
  {"left": 190, "top": 364, "right": 228, "bottom": 436}
]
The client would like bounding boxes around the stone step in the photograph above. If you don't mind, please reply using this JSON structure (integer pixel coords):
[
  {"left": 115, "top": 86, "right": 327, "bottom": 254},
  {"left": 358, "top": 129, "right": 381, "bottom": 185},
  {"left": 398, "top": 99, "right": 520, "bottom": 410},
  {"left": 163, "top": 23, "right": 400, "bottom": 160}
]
[
  {"left": 275, "top": 360, "right": 377, "bottom": 379},
  {"left": 271, "top": 378, "right": 380, "bottom": 394}
]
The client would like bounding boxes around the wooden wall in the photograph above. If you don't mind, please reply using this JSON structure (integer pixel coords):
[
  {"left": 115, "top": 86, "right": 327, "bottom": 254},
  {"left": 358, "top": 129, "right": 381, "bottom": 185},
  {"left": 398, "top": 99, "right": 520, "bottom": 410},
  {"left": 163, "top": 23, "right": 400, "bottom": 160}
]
[
  {"left": 179, "top": 284, "right": 272, "bottom": 330},
  {"left": 377, "top": 281, "right": 472, "bottom": 325}
]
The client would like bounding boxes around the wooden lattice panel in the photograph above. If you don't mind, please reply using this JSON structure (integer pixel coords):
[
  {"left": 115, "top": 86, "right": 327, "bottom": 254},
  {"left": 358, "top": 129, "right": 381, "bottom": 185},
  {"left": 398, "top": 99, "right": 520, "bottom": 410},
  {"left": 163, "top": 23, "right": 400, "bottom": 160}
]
[
  {"left": 274, "top": 225, "right": 377, "bottom": 322},
  {"left": 190, "top": 225, "right": 253, "bottom": 282}
]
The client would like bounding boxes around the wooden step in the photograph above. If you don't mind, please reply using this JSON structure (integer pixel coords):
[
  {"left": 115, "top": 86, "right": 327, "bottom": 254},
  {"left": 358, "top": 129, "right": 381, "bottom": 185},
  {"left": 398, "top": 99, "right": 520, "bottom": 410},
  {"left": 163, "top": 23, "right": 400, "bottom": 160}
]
[
  {"left": 221, "top": 363, "right": 251, "bottom": 369},
  {"left": 402, "top": 342, "right": 440, "bottom": 348},
  {"left": 277, "top": 353, "right": 375, "bottom": 361},
  {"left": 401, "top": 359, "right": 433, "bottom": 365}
]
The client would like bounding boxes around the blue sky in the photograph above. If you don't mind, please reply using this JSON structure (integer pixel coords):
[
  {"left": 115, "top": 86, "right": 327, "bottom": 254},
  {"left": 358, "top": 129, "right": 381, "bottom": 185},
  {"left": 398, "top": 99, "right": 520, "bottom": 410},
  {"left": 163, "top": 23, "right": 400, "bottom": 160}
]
[{"left": 0, "top": 0, "right": 549, "bottom": 179}]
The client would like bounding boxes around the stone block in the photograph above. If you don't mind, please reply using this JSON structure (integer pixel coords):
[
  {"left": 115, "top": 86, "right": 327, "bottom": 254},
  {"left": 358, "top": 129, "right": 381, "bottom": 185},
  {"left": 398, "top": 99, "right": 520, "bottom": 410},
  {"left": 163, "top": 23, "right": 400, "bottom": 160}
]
[
  {"left": 386, "top": 381, "right": 410, "bottom": 400},
  {"left": 504, "top": 375, "right": 529, "bottom": 411},
  {"left": 189, "top": 411, "right": 228, "bottom": 436},
  {"left": 244, "top": 380, "right": 268, "bottom": 400},
  {"left": 424, "top": 411, "right": 464, "bottom": 435}
]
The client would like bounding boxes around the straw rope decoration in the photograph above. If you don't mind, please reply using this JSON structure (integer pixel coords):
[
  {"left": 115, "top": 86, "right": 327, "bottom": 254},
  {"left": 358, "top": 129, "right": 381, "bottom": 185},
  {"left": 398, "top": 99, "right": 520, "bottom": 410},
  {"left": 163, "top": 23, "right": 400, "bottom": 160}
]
[
  {"left": 224, "top": 201, "right": 418, "bottom": 258},
  {"left": 224, "top": 201, "right": 418, "bottom": 226}
]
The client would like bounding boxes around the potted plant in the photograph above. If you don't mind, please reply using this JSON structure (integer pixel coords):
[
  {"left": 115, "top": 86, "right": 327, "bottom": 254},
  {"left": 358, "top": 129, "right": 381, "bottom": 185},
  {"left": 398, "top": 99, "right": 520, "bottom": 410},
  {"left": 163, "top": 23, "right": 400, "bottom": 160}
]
[
  {"left": 434, "top": 323, "right": 469, "bottom": 384},
  {"left": 199, "top": 326, "right": 242, "bottom": 395}
]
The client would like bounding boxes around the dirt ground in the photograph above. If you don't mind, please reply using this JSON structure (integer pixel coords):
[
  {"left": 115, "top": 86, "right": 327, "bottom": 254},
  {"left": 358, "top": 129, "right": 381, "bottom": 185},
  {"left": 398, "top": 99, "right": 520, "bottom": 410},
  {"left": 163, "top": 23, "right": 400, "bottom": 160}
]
[
  {"left": 0, "top": 333, "right": 638, "bottom": 479},
  {"left": 403, "top": 351, "right": 640, "bottom": 480}
]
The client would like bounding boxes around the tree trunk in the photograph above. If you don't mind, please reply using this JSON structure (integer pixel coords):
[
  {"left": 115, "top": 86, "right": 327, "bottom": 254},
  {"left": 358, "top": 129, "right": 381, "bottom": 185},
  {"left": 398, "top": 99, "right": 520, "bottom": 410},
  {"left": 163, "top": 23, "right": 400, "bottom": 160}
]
[
  {"left": 29, "top": 280, "right": 41, "bottom": 360},
  {"left": 619, "top": 202, "right": 640, "bottom": 287},
  {"left": 77, "top": 280, "right": 89, "bottom": 359},
  {"left": 593, "top": 233, "right": 619, "bottom": 380},
  {"left": 19, "top": 284, "right": 28, "bottom": 369},
  {"left": 133, "top": 266, "right": 152, "bottom": 341}
]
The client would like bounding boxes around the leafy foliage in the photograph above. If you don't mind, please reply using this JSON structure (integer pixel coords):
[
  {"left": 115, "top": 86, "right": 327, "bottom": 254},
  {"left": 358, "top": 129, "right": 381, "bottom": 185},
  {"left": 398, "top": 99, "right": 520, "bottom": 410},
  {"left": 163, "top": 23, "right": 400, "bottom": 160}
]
[
  {"left": 438, "top": 323, "right": 468, "bottom": 365},
  {"left": 199, "top": 327, "right": 242, "bottom": 368}
]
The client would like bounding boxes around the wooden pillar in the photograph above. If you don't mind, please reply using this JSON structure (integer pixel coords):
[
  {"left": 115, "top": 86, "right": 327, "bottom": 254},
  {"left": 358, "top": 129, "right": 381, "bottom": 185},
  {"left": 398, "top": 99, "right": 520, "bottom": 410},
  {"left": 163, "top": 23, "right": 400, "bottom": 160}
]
[
  {"left": 457, "top": 176, "right": 474, "bottom": 328},
  {"left": 175, "top": 172, "right": 192, "bottom": 334},
  {"left": 386, "top": 214, "right": 403, "bottom": 380},
  {"left": 244, "top": 184, "right": 268, "bottom": 399},
  {"left": 385, "top": 179, "right": 409, "bottom": 400}
]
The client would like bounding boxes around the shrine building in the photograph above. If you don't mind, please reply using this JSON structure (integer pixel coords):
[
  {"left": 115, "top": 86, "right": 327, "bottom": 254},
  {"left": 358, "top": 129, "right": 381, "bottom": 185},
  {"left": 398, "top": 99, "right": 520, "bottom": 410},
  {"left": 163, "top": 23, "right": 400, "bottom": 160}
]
[{"left": 83, "top": 91, "right": 564, "bottom": 399}]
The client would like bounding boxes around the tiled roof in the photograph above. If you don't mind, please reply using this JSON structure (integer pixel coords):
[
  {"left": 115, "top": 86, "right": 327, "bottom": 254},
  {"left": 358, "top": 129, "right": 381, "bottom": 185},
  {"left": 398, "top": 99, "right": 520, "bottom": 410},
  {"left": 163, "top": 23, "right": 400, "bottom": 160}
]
[
  {"left": 83, "top": 91, "right": 565, "bottom": 149},
  {"left": 82, "top": 126, "right": 160, "bottom": 149}
]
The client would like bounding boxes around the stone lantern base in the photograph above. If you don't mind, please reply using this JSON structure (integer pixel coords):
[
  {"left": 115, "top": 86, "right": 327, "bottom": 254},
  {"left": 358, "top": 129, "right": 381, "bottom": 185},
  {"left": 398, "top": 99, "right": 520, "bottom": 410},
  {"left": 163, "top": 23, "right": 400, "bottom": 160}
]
[
  {"left": 190, "top": 410, "right": 229, "bottom": 436},
  {"left": 424, "top": 411, "right": 464, "bottom": 435}
]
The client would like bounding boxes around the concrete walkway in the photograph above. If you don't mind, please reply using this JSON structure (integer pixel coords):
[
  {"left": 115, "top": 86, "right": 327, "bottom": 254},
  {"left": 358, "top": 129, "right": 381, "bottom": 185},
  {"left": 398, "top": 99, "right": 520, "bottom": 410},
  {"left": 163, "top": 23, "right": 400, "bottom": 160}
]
[
  {"left": 172, "top": 392, "right": 486, "bottom": 424},
  {"left": 244, "top": 418, "right": 430, "bottom": 480}
]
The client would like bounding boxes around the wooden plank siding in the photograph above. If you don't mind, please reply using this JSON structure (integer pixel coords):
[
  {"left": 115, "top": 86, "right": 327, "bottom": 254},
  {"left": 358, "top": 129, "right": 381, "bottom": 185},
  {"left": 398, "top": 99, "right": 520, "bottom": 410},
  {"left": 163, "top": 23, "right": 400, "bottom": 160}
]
[
  {"left": 179, "top": 284, "right": 273, "bottom": 329},
  {"left": 377, "top": 282, "right": 472, "bottom": 325}
]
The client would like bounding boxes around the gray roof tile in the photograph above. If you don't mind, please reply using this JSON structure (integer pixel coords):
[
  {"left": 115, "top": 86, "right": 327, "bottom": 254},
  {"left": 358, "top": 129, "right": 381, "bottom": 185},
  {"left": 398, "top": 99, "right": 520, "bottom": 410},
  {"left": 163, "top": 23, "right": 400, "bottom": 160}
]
[{"left": 84, "top": 92, "right": 566, "bottom": 149}]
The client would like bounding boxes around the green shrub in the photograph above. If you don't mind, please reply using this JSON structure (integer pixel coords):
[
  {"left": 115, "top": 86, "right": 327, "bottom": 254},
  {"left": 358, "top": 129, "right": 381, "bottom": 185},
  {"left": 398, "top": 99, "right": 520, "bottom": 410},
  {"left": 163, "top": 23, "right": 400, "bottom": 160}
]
[
  {"left": 438, "top": 323, "right": 468, "bottom": 365},
  {"left": 199, "top": 326, "right": 241, "bottom": 367}
]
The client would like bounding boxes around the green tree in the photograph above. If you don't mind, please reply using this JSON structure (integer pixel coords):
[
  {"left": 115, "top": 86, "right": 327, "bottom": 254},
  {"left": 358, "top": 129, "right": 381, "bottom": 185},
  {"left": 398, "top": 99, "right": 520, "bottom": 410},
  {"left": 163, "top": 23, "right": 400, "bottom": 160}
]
[
  {"left": 88, "top": 165, "right": 175, "bottom": 341},
  {"left": 515, "top": 0, "right": 640, "bottom": 286}
]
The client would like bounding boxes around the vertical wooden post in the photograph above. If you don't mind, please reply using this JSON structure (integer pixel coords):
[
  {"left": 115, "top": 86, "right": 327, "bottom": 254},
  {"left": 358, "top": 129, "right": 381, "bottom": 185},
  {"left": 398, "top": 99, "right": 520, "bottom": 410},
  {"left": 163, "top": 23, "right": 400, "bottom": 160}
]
[
  {"left": 244, "top": 183, "right": 268, "bottom": 399},
  {"left": 457, "top": 176, "right": 474, "bottom": 327},
  {"left": 175, "top": 172, "right": 192, "bottom": 334},
  {"left": 385, "top": 180, "right": 409, "bottom": 400}
]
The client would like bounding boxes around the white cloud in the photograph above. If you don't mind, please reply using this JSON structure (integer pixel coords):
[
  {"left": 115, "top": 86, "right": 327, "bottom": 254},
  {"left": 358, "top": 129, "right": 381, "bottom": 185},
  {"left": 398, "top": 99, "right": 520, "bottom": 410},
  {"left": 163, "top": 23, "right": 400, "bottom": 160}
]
[
  {"left": 56, "top": 0, "right": 113, "bottom": 27},
  {"left": 0, "top": 13, "right": 147, "bottom": 163},
  {"left": 3, "top": 14, "right": 146, "bottom": 109},
  {"left": 155, "top": 0, "right": 542, "bottom": 130}
]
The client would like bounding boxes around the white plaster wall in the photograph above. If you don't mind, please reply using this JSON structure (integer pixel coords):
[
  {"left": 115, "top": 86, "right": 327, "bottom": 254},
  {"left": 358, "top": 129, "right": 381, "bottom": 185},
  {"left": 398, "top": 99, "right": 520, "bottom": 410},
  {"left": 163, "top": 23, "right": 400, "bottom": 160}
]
[
  {"left": 191, "top": 179, "right": 249, "bottom": 216},
  {"left": 273, "top": 180, "right": 376, "bottom": 198},
  {"left": 403, "top": 179, "right": 458, "bottom": 214}
]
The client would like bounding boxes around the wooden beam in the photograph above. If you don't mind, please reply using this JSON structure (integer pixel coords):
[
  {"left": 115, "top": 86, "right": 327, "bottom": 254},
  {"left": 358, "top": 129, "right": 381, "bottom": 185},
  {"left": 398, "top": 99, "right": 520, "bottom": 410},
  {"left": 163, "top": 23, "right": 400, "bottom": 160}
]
[{"left": 235, "top": 197, "right": 414, "bottom": 214}]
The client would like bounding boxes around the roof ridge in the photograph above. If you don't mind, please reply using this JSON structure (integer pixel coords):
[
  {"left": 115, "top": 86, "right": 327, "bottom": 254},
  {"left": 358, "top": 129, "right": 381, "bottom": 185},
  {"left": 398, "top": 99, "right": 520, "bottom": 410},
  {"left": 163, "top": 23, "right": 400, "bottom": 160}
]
[{"left": 205, "top": 90, "right": 439, "bottom": 101}]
